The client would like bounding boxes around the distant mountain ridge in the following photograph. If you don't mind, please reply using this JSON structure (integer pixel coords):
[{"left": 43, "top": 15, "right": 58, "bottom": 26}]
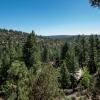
[
  {"left": 45, "top": 35, "right": 73, "bottom": 39},
  {"left": 0, "top": 28, "right": 100, "bottom": 41},
  {"left": 45, "top": 34, "right": 100, "bottom": 40}
]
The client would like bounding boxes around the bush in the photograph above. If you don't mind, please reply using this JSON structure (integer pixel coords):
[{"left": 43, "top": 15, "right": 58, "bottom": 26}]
[
  {"left": 29, "top": 64, "right": 60, "bottom": 100},
  {"left": 71, "top": 96, "right": 76, "bottom": 100},
  {"left": 3, "top": 60, "right": 29, "bottom": 100},
  {"left": 81, "top": 68, "right": 92, "bottom": 88}
]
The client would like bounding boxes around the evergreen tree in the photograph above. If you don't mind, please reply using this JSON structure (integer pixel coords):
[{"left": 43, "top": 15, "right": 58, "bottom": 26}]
[
  {"left": 8, "top": 36, "right": 16, "bottom": 64},
  {"left": 60, "top": 42, "right": 69, "bottom": 60},
  {"left": 42, "top": 46, "right": 49, "bottom": 63},
  {"left": 74, "top": 35, "right": 86, "bottom": 68},
  {"left": 88, "top": 35, "right": 96, "bottom": 74},
  {"left": 29, "top": 64, "right": 60, "bottom": 100},
  {"left": 23, "top": 31, "right": 41, "bottom": 72},
  {"left": 4, "top": 60, "right": 29, "bottom": 100},
  {"left": 0, "top": 48, "right": 10, "bottom": 86},
  {"left": 60, "top": 61, "right": 71, "bottom": 89},
  {"left": 80, "top": 35, "right": 86, "bottom": 67},
  {"left": 95, "top": 68, "right": 100, "bottom": 93},
  {"left": 15, "top": 43, "right": 23, "bottom": 59},
  {"left": 60, "top": 42, "right": 79, "bottom": 91},
  {"left": 81, "top": 68, "right": 92, "bottom": 88},
  {"left": 74, "top": 42, "right": 82, "bottom": 68},
  {"left": 70, "top": 56, "right": 78, "bottom": 92},
  {"left": 60, "top": 42, "right": 72, "bottom": 72},
  {"left": 94, "top": 35, "right": 100, "bottom": 63}
]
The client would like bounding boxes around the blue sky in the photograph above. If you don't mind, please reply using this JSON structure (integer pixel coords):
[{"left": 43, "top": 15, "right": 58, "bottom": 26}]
[{"left": 0, "top": 0, "right": 100, "bottom": 35}]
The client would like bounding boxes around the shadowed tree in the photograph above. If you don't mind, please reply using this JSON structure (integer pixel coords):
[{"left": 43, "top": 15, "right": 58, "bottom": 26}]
[
  {"left": 42, "top": 46, "right": 49, "bottom": 63},
  {"left": 74, "top": 35, "right": 86, "bottom": 69},
  {"left": 90, "top": 0, "right": 100, "bottom": 6},
  {"left": 60, "top": 61, "right": 71, "bottom": 89},
  {"left": 88, "top": 35, "right": 97, "bottom": 74},
  {"left": 60, "top": 42, "right": 69, "bottom": 61},
  {"left": 94, "top": 35, "right": 100, "bottom": 63}
]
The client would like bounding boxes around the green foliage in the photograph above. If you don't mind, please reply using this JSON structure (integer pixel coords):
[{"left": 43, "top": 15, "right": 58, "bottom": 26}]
[
  {"left": 80, "top": 96, "right": 87, "bottom": 100},
  {"left": 74, "top": 35, "right": 86, "bottom": 68},
  {"left": 42, "top": 46, "right": 49, "bottom": 63},
  {"left": 4, "top": 60, "right": 29, "bottom": 100},
  {"left": 23, "top": 31, "right": 41, "bottom": 72},
  {"left": 29, "top": 64, "right": 60, "bottom": 100},
  {"left": 95, "top": 68, "right": 100, "bottom": 91},
  {"left": 61, "top": 42, "right": 69, "bottom": 60},
  {"left": 0, "top": 54, "right": 10, "bottom": 86},
  {"left": 71, "top": 96, "right": 76, "bottom": 100},
  {"left": 0, "top": 28, "right": 100, "bottom": 99},
  {"left": 90, "top": 0, "right": 100, "bottom": 7},
  {"left": 8, "top": 39, "right": 17, "bottom": 63},
  {"left": 94, "top": 35, "right": 100, "bottom": 64},
  {"left": 81, "top": 68, "right": 92, "bottom": 88},
  {"left": 60, "top": 61, "right": 71, "bottom": 89},
  {"left": 88, "top": 35, "right": 97, "bottom": 74},
  {"left": 60, "top": 41, "right": 79, "bottom": 91}
]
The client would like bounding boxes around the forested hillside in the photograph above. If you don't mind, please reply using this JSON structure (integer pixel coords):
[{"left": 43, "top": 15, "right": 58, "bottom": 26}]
[{"left": 0, "top": 28, "right": 100, "bottom": 100}]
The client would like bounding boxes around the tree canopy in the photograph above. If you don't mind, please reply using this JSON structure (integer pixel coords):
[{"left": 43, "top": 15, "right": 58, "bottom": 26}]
[{"left": 90, "top": 0, "right": 100, "bottom": 6}]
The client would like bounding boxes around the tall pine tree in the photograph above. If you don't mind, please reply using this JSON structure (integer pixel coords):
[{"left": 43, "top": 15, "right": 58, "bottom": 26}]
[
  {"left": 94, "top": 35, "right": 100, "bottom": 64},
  {"left": 88, "top": 35, "right": 96, "bottom": 74},
  {"left": 60, "top": 61, "right": 71, "bottom": 89},
  {"left": 60, "top": 42, "right": 69, "bottom": 61},
  {"left": 42, "top": 46, "right": 49, "bottom": 63},
  {"left": 23, "top": 31, "right": 40, "bottom": 72}
]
